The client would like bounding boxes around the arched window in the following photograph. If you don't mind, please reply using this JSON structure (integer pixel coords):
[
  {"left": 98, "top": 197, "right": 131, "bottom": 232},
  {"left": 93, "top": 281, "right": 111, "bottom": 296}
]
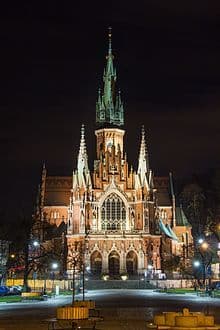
[{"left": 101, "top": 193, "right": 126, "bottom": 230}]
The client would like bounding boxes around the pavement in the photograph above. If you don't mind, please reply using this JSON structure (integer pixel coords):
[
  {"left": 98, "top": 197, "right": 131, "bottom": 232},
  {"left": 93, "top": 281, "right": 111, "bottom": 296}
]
[
  {"left": 0, "top": 290, "right": 220, "bottom": 329},
  {"left": 0, "top": 308, "right": 147, "bottom": 329}
]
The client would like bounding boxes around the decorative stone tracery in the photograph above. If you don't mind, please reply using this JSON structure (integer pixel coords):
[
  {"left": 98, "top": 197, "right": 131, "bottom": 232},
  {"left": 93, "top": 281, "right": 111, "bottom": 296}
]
[{"left": 101, "top": 193, "right": 126, "bottom": 230}]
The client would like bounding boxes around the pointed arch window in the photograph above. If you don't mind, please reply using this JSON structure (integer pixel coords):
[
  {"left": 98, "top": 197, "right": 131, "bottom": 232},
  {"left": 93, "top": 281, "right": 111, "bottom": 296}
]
[{"left": 101, "top": 193, "right": 126, "bottom": 230}]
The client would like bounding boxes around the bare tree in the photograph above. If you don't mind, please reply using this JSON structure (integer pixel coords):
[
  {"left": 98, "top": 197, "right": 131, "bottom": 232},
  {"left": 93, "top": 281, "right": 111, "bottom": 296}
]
[{"left": 67, "top": 241, "right": 84, "bottom": 304}]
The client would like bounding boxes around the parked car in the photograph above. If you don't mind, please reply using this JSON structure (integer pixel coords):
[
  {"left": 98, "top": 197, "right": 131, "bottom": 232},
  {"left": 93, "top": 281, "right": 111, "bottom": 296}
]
[
  {"left": 8, "top": 285, "right": 22, "bottom": 295},
  {"left": 0, "top": 286, "right": 10, "bottom": 296},
  {"left": 211, "top": 281, "right": 220, "bottom": 290}
]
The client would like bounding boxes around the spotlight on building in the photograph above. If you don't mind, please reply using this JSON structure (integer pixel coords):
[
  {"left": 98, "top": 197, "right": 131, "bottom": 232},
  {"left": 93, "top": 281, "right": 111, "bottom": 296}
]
[
  {"left": 121, "top": 274, "right": 128, "bottom": 281},
  {"left": 103, "top": 275, "right": 109, "bottom": 281}
]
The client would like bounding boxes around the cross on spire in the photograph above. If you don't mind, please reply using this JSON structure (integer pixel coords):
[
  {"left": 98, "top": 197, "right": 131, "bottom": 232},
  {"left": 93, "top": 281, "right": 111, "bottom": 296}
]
[{"left": 108, "top": 26, "right": 112, "bottom": 55}]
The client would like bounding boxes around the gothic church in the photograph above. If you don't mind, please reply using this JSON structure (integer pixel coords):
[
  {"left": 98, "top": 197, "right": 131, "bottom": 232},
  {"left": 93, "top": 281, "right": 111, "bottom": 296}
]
[{"left": 35, "top": 31, "right": 192, "bottom": 278}]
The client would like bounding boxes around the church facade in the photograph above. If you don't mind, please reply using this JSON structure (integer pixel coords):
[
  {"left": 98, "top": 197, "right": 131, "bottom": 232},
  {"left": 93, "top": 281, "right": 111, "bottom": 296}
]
[{"left": 35, "top": 32, "right": 192, "bottom": 278}]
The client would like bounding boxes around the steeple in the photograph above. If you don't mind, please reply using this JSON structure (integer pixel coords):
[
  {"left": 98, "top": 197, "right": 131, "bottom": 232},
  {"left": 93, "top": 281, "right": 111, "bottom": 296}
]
[
  {"left": 96, "top": 28, "right": 124, "bottom": 128},
  {"left": 103, "top": 27, "right": 116, "bottom": 110},
  {"left": 137, "top": 126, "right": 150, "bottom": 186},
  {"left": 73, "top": 124, "right": 91, "bottom": 189},
  {"left": 77, "top": 124, "right": 89, "bottom": 174}
]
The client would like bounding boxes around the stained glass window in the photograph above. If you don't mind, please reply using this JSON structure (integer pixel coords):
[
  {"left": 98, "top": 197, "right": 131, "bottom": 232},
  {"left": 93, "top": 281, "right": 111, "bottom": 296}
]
[{"left": 101, "top": 193, "right": 126, "bottom": 230}]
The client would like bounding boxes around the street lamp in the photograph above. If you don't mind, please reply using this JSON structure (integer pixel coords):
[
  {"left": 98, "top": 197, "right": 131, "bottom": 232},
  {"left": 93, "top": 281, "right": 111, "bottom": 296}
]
[
  {"left": 32, "top": 240, "right": 40, "bottom": 248},
  {"left": 201, "top": 242, "right": 209, "bottom": 251},
  {"left": 194, "top": 239, "right": 212, "bottom": 289},
  {"left": 193, "top": 260, "right": 200, "bottom": 267},
  {"left": 51, "top": 262, "right": 59, "bottom": 293},
  {"left": 51, "top": 262, "right": 58, "bottom": 270},
  {"left": 198, "top": 238, "right": 204, "bottom": 244}
]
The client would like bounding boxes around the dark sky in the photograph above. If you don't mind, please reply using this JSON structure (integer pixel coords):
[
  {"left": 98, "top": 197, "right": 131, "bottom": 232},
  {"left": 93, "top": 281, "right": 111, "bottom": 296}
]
[{"left": 1, "top": 0, "right": 220, "bottom": 220}]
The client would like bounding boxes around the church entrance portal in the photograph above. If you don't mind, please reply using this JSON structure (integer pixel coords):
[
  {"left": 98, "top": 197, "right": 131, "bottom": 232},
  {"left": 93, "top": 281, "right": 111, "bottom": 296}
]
[
  {"left": 90, "top": 251, "right": 102, "bottom": 276},
  {"left": 108, "top": 251, "right": 120, "bottom": 276},
  {"left": 126, "top": 251, "right": 138, "bottom": 275}
]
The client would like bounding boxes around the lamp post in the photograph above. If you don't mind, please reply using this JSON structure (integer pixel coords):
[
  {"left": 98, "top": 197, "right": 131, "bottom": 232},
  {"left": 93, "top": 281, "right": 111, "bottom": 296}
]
[
  {"left": 82, "top": 230, "right": 89, "bottom": 301},
  {"left": 51, "top": 262, "right": 58, "bottom": 293},
  {"left": 200, "top": 240, "right": 209, "bottom": 288},
  {"left": 194, "top": 238, "right": 213, "bottom": 289},
  {"left": 23, "top": 239, "right": 41, "bottom": 292}
]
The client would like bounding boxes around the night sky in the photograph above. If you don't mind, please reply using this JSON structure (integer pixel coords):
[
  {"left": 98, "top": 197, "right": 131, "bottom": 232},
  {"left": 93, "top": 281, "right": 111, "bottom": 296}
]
[{"left": 1, "top": 1, "right": 220, "bottom": 221}]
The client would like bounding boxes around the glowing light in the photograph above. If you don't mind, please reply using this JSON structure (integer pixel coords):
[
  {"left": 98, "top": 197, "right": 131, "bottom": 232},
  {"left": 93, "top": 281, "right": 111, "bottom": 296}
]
[
  {"left": 121, "top": 275, "right": 128, "bottom": 281},
  {"left": 193, "top": 260, "right": 200, "bottom": 267},
  {"left": 198, "top": 238, "right": 204, "bottom": 244},
  {"left": 33, "top": 240, "right": 39, "bottom": 247},
  {"left": 51, "top": 262, "right": 58, "bottom": 270},
  {"left": 201, "top": 241, "right": 209, "bottom": 250}
]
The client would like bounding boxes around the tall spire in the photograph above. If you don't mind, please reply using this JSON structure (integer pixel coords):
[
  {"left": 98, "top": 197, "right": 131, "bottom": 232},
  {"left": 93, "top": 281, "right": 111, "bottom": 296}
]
[
  {"left": 137, "top": 126, "right": 150, "bottom": 185},
  {"left": 77, "top": 124, "right": 89, "bottom": 177},
  {"left": 96, "top": 28, "right": 124, "bottom": 127},
  {"left": 79, "top": 124, "right": 86, "bottom": 156},
  {"left": 72, "top": 125, "right": 91, "bottom": 191},
  {"left": 103, "top": 27, "right": 116, "bottom": 115}
]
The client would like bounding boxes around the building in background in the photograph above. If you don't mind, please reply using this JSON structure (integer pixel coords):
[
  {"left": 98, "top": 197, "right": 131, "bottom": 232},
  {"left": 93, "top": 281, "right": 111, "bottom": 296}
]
[{"left": 34, "top": 31, "right": 193, "bottom": 279}]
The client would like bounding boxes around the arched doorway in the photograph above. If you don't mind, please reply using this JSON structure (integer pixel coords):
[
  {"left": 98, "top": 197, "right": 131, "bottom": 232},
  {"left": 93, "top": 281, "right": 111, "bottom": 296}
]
[
  {"left": 126, "top": 251, "right": 138, "bottom": 275},
  {"left": 90, "top": 251, "right": 102, "bottom": 276},
  {"left": 108, "top": 251, "right": 120, "bottom": 276}
]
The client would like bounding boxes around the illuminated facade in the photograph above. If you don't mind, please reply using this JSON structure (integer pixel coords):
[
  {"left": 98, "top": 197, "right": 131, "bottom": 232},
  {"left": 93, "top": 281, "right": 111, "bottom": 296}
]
[{"left": 35, "top": 32, "right": 192, "bottom": 278}]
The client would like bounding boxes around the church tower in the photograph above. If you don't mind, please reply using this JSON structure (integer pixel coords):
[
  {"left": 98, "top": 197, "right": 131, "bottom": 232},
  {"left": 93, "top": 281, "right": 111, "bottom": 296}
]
[{"left": 94, "top": 29, "right": 129, "bottom": 192}]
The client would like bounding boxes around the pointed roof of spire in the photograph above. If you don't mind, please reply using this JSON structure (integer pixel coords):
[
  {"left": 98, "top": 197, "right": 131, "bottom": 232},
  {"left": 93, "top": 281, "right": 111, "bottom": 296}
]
[
  {"left": 41, "top": 161, "right": 46, "bottom": 174},
  {"left": 79, "top": 124, "right": 87, "bottom": 157},
  {"left": 103, "top": 27, "right": 116, "bottom": 108},
  {"left": 138, "top": 126, "right": 149, "bottom": 169},
  {"left": 72, "top": 125, "right": 92, "bottom": 190},
  {"left": 137, "top": 126, "right": 150, "bottom": 187},
  {"left": 140, "top": 125, "right": 146, "bottom": 154},
  {"left": 96, "top": 28, "right": 124, "bottom": 128},
  {"left": 108, "top": 26, "right": 112, "bottom": 56},
  {"left": 76, "top": 124, "right": 90, "bottom": 184}
]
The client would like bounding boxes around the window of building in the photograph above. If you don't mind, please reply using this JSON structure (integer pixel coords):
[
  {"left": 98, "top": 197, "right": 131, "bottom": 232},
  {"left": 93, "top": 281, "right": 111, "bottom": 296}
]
[{"left": 101, "top": 193, "right": 126, "bottom": 230}]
